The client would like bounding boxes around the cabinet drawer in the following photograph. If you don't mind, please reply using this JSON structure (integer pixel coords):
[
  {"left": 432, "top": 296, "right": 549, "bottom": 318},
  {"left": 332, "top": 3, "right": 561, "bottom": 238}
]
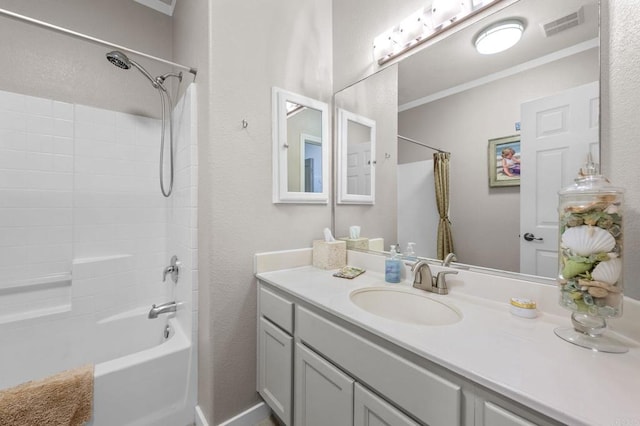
[
  {"left": 483, "top": 402, "right": 536, "bottom": 426},
  {"left": 297, "top": 306, "right": 461, "bottom": 426},
  {"left": 259, "top": 285, "right": 294, "bottom": 333}
]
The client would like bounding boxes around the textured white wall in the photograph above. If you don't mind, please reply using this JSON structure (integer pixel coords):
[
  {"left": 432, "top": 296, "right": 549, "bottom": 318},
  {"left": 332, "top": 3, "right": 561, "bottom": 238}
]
[
  {"left": 334, "top": 66, "right": 399, "bottom": 248},
  {"left": 602, "top": 0, "right": 640, "bottom": 299},
  {"left": 0, "top": 0, "right": 174, "bottom": 118},
  {"left": 206, "top": 1, "right": 333, "bottom": 423}
]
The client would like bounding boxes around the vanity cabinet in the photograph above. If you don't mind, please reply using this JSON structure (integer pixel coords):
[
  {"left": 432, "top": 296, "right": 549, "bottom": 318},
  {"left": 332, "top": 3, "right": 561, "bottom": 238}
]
[
  {"left": 257, "top": 281, "right": 561, "bottom": 426},
  {"left": 257, "top": 287, "right": 294, "bottom": 425}
]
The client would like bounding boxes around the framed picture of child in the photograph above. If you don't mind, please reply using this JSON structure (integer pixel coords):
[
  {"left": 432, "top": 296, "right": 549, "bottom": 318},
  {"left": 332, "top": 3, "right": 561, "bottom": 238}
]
[{"left": 488, "top": 135, "right": 521, "bottom": 187}]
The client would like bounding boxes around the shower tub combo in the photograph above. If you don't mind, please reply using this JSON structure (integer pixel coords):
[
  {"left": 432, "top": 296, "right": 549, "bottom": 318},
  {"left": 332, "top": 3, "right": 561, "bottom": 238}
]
[
  {"left": 0, "top": 302, "right": 194, "bottom": 426},
  {"left": 0, "top": 6, "right": 198, "bottom": 425},
  {"left": 0, "top": 21, "right": 198, "bottom": 426},
  {"left": 0, "top": 254, "right": 197, "bottom": 426}
]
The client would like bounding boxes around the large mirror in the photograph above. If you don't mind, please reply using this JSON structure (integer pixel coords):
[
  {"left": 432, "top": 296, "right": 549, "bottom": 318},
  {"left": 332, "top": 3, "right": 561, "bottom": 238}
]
[
  {"left": 273, "top": 87, "right": 329, "bottom": 204},
  {"left": 334, "top": 0, "right": 600, "bottom": 281}
]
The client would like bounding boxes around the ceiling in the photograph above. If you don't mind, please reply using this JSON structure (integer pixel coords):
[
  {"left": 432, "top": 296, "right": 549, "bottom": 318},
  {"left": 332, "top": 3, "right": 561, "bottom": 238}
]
[{"left": 398, "top": 0, "right": 599, "bottom": 107}]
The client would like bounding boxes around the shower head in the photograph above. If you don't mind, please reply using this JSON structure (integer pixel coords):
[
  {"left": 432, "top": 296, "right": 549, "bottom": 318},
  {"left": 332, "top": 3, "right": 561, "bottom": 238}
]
[
  {"left": 106, "top": 50, "right": 131, "bottom": 69},
  {"left": 105, "top": 50, "right": 163, "bottom": 90}
]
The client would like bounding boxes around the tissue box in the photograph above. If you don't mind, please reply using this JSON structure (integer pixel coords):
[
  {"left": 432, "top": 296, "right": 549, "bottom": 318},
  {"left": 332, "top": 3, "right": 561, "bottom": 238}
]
[
  {"left": 312, "top": 240, "right": 346, "bottom": 270},
  {"left": 367, "top": 238, "right": 384, "bottom": 252},
  {"left": 338, "top": 237, "right": 369, "bottom": 250}
]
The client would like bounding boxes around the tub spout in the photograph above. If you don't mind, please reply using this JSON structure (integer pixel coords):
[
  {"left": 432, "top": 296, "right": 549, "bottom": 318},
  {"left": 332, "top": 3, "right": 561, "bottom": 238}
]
[{"left": 148, "top": 301, "right": 177, "bottom": 319}]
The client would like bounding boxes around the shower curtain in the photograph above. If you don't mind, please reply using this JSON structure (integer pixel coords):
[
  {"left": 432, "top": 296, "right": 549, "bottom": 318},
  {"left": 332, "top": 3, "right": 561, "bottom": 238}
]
[{"left": 434, "top": 152, "right": 454, "bottom": 260}]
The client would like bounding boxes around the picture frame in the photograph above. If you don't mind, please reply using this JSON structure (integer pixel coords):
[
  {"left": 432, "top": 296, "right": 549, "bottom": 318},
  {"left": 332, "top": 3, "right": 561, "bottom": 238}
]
[{"left": 488, "top": 135, "right": 521, "bottom": 187}]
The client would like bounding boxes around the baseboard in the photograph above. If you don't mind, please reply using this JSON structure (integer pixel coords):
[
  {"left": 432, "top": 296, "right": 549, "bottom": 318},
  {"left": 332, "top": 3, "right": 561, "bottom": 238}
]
[
  {"left": 195, "top": 405, "right": 209, "bottom": 426},
  {"left": 218, "top": 402, "right": 271, "bottom": 426}
]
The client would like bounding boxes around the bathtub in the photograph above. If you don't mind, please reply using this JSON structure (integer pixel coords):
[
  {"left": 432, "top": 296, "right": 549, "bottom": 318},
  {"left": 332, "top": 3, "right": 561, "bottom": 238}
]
[
  {"left": 89, "top": 306, "right": 194, "bottom": 426},
  {"left": 0, "top": 305, "right": 194, "bottom": 426}
]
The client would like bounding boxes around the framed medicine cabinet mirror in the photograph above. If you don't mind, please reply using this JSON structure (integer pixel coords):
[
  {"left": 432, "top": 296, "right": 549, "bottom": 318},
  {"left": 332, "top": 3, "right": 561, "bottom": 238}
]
[
  {"left": 336, "top": 108, "right": 376, "bottom": 204},
  {"left": 272, "top": 87, "right": 330, "bottom": 204}
]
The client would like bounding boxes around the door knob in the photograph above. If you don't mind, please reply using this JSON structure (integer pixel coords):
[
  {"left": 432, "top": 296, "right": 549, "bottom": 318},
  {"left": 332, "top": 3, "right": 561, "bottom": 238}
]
[{"left": 523, "top": 233, "right": 543, "bottom": 242}]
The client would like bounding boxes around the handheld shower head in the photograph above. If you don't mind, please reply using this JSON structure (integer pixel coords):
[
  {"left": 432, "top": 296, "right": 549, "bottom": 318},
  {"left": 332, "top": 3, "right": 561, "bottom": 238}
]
[
  {"left": 105, "top": 50, "right": 182, "bottom": 198},
  {"left": 106, "top": 51, "right": 131, "bottom": 69},
  {"left": 106, "top": 50, "right": 162, "bottom": 90}
]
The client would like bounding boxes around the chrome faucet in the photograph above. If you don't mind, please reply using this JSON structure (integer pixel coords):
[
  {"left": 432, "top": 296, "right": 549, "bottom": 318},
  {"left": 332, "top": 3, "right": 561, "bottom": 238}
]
[
  {"left": 148, "top": 301, "right": 177, "bottom": 319},
  {"left": 411, "top": 260, "right": 458, "bottom": 295},
  {"left": 442, "top": 252, "right": 457, "bottom": 267}
]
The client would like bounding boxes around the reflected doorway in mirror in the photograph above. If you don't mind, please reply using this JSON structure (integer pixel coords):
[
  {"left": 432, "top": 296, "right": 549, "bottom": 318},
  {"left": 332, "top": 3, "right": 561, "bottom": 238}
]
[{"left": 336, "top": 108, "right": 376, "bottom": 205}]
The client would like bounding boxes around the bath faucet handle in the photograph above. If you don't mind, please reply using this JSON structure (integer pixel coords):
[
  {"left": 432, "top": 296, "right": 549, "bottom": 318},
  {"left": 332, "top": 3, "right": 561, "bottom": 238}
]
[
  {"left": 442, "top": 252, "right": 457, "bottom": 267},
  {"left": 435, "top": 271, "right": 458, "bottom": 294},
  {"left": 163, "top": 255, "right": 180, "bottom": 283}
]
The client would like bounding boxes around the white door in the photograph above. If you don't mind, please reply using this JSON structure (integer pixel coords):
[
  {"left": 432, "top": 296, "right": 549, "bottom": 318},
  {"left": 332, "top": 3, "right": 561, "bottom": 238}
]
[
  {"left": 520, "top": 81, "right": 599, "bottom": 277},
  {"left": 347, "top": 142, "right": 372, "bottom": 196}
]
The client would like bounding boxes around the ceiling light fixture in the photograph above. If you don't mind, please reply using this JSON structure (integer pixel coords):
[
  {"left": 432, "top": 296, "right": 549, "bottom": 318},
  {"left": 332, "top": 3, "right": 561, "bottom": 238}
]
[
  {"left": 372, "top": 0, "right": 500, "bottom": 65},
  {"left": 474, "top": 19, "right": 525, "bottom": 55}
]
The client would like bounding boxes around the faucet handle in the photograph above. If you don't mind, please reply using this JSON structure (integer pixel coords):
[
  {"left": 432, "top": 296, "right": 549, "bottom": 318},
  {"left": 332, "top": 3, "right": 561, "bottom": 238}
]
[
  {"left": 162, "top": 255, "right": 180, "bottom": 283},
  {"left": 435, "top": 270, "right": 458, "bottom": 293}
]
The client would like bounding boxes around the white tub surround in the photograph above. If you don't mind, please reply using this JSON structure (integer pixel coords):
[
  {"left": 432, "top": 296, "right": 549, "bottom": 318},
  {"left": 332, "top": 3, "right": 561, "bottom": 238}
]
[
  {"left": 0, "top": 85, "right": 198, "bottom": 426},
  {"left": 255, "top": 249, "right": 640, "bottom": 426}
]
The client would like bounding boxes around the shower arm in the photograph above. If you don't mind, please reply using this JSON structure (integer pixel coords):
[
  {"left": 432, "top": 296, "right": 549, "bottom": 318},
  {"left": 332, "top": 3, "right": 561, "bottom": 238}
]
[
  {"left": 155, "top": 72, "right": 183, "bottom": 93},
  {"left": 0, "top": 7, "right": 197, "bottom": 78}
]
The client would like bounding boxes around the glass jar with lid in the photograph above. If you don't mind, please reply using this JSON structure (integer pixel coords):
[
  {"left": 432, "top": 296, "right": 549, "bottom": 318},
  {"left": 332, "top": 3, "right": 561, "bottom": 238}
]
[{"left": 554, "top": 156, "right": 627, "bottom": 353}]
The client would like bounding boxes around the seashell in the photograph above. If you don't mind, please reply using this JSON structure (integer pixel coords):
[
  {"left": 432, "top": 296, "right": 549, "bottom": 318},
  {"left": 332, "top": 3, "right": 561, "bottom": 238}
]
[
  {"left": 561, "top": 225, "right": 615, "bottom": 256},
  {"left": 588, "top": 286, "right": 609, "bottom": 298},
  {"left": 591, "top": 258, "right": 622, "bottom": 285},
  {"left": 605, "top": 204, "right": 619, "bottom": 214},
  {"left": 578, "top": 278, "right": 621, "bottom": 293}
]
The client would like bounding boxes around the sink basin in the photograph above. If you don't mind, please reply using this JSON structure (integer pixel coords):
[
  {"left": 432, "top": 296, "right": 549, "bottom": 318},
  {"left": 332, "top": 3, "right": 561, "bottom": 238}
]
[{"left": 349, "top": 287, "right": 462, "bottom": 326}]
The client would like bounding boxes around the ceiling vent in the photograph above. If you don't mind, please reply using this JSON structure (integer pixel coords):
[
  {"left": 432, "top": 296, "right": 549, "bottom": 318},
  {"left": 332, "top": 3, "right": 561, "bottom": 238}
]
[
  {"left": 134, "top": 0, "right": 176, "bottom": 16},
  {"left": 541, "top": 6, "right": 584, "bottom": 37}
]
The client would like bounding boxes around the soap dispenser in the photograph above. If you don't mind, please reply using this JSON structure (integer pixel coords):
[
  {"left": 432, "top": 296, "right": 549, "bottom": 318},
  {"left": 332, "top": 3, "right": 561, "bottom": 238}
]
[
  {"left": 404, "top": 242, "right": 417, "bottom": 261},
  {"left": 385, "top": 245, "right": 402, "bottom": 283}
]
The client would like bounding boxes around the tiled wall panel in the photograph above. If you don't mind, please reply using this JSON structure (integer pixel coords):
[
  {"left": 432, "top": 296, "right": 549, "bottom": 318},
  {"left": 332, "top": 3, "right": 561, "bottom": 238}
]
[
  {"left": 0, "top": 87, "right": 196, "bottom": 316},
  {"left": 0, "top": 90, "right": 73, "bottom": 283}
]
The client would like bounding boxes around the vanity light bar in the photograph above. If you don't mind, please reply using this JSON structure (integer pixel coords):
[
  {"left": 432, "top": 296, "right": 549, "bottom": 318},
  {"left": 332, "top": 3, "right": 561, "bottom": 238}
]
[{"left": 373, "top": 0, "right": 500, "bottom": 65}]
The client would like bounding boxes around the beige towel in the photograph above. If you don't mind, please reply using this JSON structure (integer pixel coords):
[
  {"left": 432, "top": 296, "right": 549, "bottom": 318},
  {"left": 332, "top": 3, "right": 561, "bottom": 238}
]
[{"left": 0, "top": 364, "right": 94, "bottom": 426}]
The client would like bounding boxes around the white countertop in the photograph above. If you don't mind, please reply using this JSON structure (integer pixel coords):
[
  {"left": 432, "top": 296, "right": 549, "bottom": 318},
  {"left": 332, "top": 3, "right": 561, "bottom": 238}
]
[{"left": 256, "top": 253, "right": 640, "bottom": 426}]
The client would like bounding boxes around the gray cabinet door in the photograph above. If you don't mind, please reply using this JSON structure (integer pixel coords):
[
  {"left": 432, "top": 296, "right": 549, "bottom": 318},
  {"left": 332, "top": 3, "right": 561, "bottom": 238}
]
[
  {"left": 295, "top": 342, "right": 355, "bottom": 426},
  {"left": 258, "top": 317, "right": 293, "bottom": 425},
  {"left": 354, "top": 383, "right": 419, "bottom": 426}
]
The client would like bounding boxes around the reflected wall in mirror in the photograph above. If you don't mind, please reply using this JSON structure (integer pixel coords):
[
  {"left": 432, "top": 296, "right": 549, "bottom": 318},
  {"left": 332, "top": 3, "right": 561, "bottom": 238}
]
[
  {"left": 334, "top": 66, "right": 399, "bottom": 244},
  {"left": 334, "top": 0, "right": 600, "bottom": 280},
  {"left": 336, "top": 108, "right": 376, "bottom": 204},
  {"left": 272, "top": 87, "right": 329, "bottom": 204}
]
